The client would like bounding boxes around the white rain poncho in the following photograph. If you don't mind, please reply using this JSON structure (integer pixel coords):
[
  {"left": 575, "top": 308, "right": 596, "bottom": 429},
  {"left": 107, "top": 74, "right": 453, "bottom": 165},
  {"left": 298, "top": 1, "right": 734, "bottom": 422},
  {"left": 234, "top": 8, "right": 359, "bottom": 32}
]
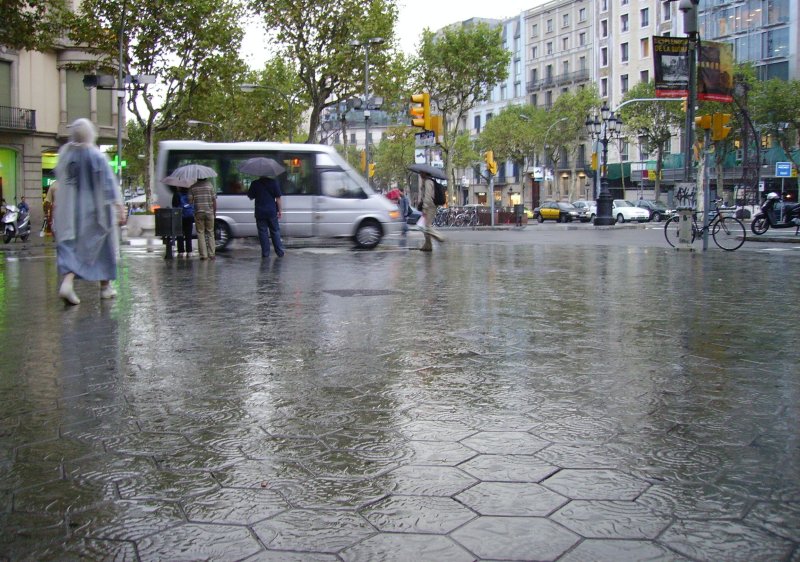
[{"left": 54, "top": 119, "right": 123, "bottom": 280}]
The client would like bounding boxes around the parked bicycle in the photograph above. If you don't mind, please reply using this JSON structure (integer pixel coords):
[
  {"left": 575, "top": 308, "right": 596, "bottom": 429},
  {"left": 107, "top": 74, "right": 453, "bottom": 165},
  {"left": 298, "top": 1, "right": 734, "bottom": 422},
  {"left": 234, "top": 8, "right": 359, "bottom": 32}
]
[{"left": 663, "top": 198, "right": 746, "bottom": 251}]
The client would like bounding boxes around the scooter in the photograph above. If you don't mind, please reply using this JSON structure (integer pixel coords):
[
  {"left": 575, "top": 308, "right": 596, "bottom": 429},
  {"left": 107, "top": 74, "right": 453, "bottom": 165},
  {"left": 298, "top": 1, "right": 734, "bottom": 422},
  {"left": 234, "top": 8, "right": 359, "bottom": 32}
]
[
  {"left": 2, "top": 204, "right": 32, "bottom": 243},
  {"left": 750, "top": 192, "right": 800, "bottom": 235}
]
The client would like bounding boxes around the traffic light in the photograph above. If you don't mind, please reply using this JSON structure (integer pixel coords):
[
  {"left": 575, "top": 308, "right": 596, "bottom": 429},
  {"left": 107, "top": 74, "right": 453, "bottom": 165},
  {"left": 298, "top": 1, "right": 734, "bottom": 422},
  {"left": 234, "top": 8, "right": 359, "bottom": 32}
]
[
  {"left": 369, "top": 163, "right": 375, "bottom": 178},
  {"left": 410, "top": 92, "right": 431, "bottom": 130},
  {"left": 484, "top": 150, "right": 497, "bottom": 175},
  {"left": 590, "top": 152, "right": 598, "bottom": 171},
  {"left": 681, "top": 99, "right": 688, "bottom": 113},
  {"left": 360, "top": 149, "right": 366, "bottom": 172},
  {"left": 711, "top": 113, "right": 732, "bottom": 141},
  {"left": 694, "top": 114, "right": 712, "bottom": 130}
]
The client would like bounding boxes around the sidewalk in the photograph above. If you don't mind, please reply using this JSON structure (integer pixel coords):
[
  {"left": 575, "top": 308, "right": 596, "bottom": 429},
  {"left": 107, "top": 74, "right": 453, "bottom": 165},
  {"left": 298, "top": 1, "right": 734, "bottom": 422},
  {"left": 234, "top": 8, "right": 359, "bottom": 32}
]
[{"left": 1, "top": 239, "right": 798, "bottom": 560}]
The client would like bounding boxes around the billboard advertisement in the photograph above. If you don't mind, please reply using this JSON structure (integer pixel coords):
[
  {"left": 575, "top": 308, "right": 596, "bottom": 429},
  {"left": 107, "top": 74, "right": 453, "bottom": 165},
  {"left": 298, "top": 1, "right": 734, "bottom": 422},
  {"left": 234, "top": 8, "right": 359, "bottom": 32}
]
[
  {"left": 698, "top": 41, "right": 734, "bottom": 102},
  {"left": 653, "top": 36, "right": 690, "bottom": 98}
]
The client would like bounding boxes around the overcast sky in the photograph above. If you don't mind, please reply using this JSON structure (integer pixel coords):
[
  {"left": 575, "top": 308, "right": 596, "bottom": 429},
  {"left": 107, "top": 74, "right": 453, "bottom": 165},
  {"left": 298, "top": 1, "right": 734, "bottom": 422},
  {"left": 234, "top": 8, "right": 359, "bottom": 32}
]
[{"left": 240, "top": 0, "right": 545, "bottom": 67}]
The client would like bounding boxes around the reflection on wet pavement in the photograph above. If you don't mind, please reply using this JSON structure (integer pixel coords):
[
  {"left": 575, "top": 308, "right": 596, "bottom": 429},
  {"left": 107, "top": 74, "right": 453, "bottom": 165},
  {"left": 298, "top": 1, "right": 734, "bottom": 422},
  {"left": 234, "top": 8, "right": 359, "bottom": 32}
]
[{"left": 0, "top": 243, "right": 799, "bottom": 560}]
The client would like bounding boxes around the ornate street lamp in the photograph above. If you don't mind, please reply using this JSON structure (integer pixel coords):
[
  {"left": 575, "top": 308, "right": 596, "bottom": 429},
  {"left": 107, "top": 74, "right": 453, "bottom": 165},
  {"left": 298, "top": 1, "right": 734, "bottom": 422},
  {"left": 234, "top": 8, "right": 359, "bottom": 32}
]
[{"left": 585, "top": 103, "right": 623, "bottom": 226}]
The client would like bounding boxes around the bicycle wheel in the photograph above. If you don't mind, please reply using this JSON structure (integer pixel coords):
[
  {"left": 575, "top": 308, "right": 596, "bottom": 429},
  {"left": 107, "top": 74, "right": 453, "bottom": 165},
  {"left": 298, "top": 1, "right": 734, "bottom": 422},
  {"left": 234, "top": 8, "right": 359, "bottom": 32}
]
[
  {"left": 712, "top": 216, "right": 746, "bottom": 251},
  {"left": 663, "top": 216, "right": 692, "bottom": 248}
]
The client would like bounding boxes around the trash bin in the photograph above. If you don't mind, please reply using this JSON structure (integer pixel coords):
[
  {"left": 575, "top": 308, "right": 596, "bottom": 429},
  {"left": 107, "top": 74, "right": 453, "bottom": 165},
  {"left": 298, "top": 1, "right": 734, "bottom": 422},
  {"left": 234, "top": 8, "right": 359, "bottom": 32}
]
[
  {"left": 155, "top": 208, "right": 182, "bottom": 238},
  {"left": 514, "top": 204, "right": 524, "bottom": 226}
]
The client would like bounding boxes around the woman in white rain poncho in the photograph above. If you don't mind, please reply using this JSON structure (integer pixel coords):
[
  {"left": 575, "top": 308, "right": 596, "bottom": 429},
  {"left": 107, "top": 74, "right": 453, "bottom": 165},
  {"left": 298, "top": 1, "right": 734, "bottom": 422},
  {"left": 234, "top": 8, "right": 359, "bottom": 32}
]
[{"left": 54, "top": 118, "right": 124, "bottom": 305}]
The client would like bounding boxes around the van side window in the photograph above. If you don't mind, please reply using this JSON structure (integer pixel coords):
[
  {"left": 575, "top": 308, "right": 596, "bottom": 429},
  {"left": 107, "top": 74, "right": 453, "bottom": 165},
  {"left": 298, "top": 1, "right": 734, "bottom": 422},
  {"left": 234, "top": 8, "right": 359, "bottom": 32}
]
[{"left": 320, "top": 170, "right": 366, "bottom": 199}]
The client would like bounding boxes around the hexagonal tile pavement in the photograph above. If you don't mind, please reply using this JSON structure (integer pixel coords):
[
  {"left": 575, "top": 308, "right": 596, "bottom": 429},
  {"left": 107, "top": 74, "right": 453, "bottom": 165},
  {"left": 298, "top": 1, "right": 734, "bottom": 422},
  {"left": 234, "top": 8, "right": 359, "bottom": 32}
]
[
  {"left": 136, "top": 523, "right": 262, "bottom": 560},
  {"left": 183, "top": 487, "right": 289, "bottom": 525},
  {"left": 558, "top": 539, "right": 691, "bottom": 562},
  {"left": 460, "top": 431, "right": 549, "bottom": 455},
  {"left": 384, "top": 466, "right": 477, "bottom": 496},
  {"left": 252, "top": 509, "right": 375, "bottom": 553},
  {"left": 458, "top": 454, "right": 558, "bottom": 482},
  {"left": 660, "top": 519, "right": 795, "bottom": 561},
  {"left": 456, "top": 482, "right": 567, "bottom": 516},
  {"left": 361, "top": 495, "right": 475, "bottom": 533},
  {"left": 450, "top": 516, "right": 579, "bottom": 560},
  {"left": 551, "top": 500, "right": 671, "bottom": 539},
  {"left": 541, "top": 469, "right": 650, "bottom": 500},
  {"left": 340, "top": 533, "right": 474, "bottom": 562},
  {"left": 408, "top": 441, "right": 476, "bottom": 466}
]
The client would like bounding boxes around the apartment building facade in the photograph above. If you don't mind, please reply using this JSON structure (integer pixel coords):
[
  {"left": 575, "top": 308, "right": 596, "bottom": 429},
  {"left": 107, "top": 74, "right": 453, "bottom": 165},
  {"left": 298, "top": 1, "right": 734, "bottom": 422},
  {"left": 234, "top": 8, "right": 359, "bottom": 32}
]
[{"left": 0, "top": 35, "right": 122, "bottom": 225}]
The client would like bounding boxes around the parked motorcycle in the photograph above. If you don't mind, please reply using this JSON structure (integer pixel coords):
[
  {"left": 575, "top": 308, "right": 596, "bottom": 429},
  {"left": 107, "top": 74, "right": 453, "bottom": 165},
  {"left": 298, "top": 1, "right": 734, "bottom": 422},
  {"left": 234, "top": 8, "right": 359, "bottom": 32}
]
[
  {"left": 2, "top": 204, "right": 32, "bottom": 243},
  {"left": 751, "top": 192, "right": 800, "bottom": 235}
]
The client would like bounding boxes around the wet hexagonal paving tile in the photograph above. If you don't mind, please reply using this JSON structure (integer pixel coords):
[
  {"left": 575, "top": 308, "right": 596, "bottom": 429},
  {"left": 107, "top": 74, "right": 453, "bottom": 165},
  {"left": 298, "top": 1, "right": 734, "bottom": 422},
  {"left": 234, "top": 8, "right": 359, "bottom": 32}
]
[
  {"left": 361, "top": 495, "right": 475, "bottom": 533},
  {"left": 267, "top": 476, "right": 389, "bottom": 510},
  {"left": 660, "top": 519, "right": 795, "bottom": 561},
  {"left": 456, "top": 482, "right": 567, "bottom": 516},
  {"left": 458, "top": 453, "right": 558, "bottom": 482},
  {"left": 558, "top": 539, "right": 691, "bottom": 562},
  {"left": 551, "top": 500, "right": 671, "bottom": 539},
  {"left": 541, "top": 469, "right": 650, "bottom": 500},
  {"left": 183, "top": 487, "right": 288, "bottom": 525},
  {"left": 340, "top": 533, "right": 474, "bottom": 562},
  {"left": 384, "top": 466, "right": 477, "bottom": 496},
  {"left": 137, "top": 522, "right": 262, "bottom": 560},
  {"left": 460, "top": 431, "right": 549, "bottom": 455},
  {"left": 450, "top": 516, "right": 579, "bottom": 560},
  {"left": 408, "top": 440, "right": 476, "bottom": 466},
  {"left": 252, "top": 509, "right": 375, "bottom": 553},
  {"left": 745, "top": 501, "right": 800, "bottom": 541}
]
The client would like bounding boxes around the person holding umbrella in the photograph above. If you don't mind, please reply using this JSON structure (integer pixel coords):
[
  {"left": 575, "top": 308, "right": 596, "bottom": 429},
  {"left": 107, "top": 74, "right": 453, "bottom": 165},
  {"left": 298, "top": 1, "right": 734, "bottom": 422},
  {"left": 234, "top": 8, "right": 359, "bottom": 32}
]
[
  {"left": 241, "top": 157, "right": 285, "bottom": 258},
  {"left": 408, "top": 164, "right": 445, "bottom": 252},
  {"left": 162, "top": 164, "right": 218, "bottom": 260}
]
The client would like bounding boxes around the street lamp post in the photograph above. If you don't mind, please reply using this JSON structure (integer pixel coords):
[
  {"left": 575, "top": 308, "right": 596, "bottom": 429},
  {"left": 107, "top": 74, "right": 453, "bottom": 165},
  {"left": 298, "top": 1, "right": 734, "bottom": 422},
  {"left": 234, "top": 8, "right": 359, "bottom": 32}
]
[
  {"left": 349, "top": 37, "right": 384, "bottom": 187},
  {"left": 240, "top": 84, "right": 299, "bottom": 143},
  {"left": 585, "top": 103, "right": 623, "bottom": 226},
  {"left": 187, "top": 119, "right": 224, "bottom": 140}
]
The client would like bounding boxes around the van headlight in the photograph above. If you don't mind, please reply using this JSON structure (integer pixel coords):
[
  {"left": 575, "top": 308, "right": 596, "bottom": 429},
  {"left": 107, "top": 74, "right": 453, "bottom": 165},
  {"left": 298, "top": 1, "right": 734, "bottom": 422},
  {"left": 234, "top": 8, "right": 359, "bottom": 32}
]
[{"left": 389, "top": 210, "right": 401, "bottom": 220}]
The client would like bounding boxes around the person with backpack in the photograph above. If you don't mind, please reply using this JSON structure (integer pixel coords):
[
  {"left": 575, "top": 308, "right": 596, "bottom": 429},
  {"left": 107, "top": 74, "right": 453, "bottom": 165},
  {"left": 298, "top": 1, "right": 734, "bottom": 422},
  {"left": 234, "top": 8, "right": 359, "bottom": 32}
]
[
  {"left": 418, "top": 172, "right": 444, "bottom": 252},
  {"left": 172, "top": 187, "right": 195, "bottom": 256}
]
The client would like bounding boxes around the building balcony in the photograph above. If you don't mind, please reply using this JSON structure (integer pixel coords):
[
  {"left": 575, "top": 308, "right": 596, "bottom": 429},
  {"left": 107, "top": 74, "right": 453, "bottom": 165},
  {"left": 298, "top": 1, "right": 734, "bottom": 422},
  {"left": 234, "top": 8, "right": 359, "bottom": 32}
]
[
  {"left": 526, "top": 69, "right": 590, "bottom": 92},
  {"left": 0, "top": 106, "right": 36, "bottom": 131}
]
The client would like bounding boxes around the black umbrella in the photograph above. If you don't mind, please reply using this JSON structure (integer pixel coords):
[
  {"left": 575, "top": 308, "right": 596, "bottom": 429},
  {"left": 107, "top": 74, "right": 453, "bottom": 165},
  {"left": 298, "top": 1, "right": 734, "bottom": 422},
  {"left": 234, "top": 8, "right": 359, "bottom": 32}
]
[{"left": 407, "top": 163, "right": 446, "bottom": 181}]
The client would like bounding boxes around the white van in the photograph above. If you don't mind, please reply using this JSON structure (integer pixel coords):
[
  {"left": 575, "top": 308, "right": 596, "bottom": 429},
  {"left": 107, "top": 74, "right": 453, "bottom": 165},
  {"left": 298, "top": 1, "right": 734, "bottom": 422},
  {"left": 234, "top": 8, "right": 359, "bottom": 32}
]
[{"left": 155, "top": 141, "right": 403, "bottom": 249}]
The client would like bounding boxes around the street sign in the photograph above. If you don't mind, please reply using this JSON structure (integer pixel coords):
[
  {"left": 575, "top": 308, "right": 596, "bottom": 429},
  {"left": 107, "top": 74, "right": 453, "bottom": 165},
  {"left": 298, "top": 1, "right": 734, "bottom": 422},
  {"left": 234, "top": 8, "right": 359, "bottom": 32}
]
[
  {"left": 414, "top": 149, "right": 426, "bottom": 164},
  {"left": 775, "top": 161, "right": 792, "bottom": 177},
  {"left": 415, "top": 131, "right": 435, "bottom": 147}
]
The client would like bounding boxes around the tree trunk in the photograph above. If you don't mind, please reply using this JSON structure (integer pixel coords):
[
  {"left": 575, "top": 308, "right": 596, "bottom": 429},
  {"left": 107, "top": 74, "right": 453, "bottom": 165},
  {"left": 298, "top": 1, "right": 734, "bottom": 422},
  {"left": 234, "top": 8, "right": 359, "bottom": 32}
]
[{"left": 655, "top": 149, "right": 664, "bottom": 201}]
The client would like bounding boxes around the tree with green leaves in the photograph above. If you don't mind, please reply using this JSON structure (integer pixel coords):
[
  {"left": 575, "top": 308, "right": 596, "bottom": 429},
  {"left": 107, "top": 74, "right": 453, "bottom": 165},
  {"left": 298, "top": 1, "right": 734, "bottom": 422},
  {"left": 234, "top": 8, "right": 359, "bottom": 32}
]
[
  {"left": 72, "top": 0, "right": 246, "bottom": 209},
  {"left": 550, "top": 88, "right": 600, "bottom": 201},
  {"left": 0, "top": 0, "right": 73, "bottom": 51},
  {"left": 188, "top": 58, "right": 306, "bottom": 143},
  {"left": 618, "top": 81, "right": 684, "bottom": 201},
  {"left": 373, "top": 126, "right": 416, "bottom": 191},
  {"left": 249, "top": 0, "right": 399, "bottom": 143},
  {"left": 477, "top": 104, "right": 544, "bottom": 188},
  {"left": 751, "top": 77, "right": 800, "bottom": 180},
  {"left": 413, "top": 22, "right": 510, "bottom": 202}
]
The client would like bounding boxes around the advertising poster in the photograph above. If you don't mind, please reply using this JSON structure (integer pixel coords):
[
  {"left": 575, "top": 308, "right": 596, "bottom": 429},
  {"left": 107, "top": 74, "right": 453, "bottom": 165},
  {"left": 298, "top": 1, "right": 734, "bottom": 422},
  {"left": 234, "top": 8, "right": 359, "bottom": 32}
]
[
  {"left": 698, "top": 41, "right": 734, "bottom": 102},
  {"left": 653, "top": 36, "right": 690, "bottom": 98}
]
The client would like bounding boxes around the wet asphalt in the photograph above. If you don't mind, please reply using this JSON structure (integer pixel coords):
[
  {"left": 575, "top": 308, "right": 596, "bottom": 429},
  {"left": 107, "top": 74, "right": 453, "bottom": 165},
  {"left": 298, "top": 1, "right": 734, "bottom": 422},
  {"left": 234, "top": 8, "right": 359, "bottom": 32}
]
[{"left": 1, "top": 229, "right": 799, "bottom": 561}]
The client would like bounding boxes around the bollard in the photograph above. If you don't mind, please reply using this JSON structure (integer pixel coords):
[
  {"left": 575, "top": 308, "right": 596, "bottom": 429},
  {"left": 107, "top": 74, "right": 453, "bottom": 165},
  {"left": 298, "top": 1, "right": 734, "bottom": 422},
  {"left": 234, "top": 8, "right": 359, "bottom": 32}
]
[{"left": 676, "top": 207, "right": 694, "bottom": 251}]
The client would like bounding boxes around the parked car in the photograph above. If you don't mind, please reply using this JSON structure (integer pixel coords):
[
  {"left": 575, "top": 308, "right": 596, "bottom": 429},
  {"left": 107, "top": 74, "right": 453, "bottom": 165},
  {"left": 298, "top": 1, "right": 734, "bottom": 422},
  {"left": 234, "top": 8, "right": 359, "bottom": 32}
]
[
  {"left": 634, "top": 199, "right": 674, "bottom": 222},
  {"left": 612, "top": 200, "right": 650, "bottom": 223},
  {"left": 572, "top": 200, "right": 596, "bottom": 222},
  {"left": 533, "top": 201, "right": 581, "bottom": 223}
]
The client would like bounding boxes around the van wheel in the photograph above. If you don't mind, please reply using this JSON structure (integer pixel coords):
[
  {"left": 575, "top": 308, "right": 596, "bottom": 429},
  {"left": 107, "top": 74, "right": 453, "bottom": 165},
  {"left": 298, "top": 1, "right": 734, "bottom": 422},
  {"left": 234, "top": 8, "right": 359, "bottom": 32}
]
[
  {"left": 354, "top": 219, "right": 382, "bottom": 249},
  {"left": 215, "top": 220, "right": 231, "bottom": 250}
]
